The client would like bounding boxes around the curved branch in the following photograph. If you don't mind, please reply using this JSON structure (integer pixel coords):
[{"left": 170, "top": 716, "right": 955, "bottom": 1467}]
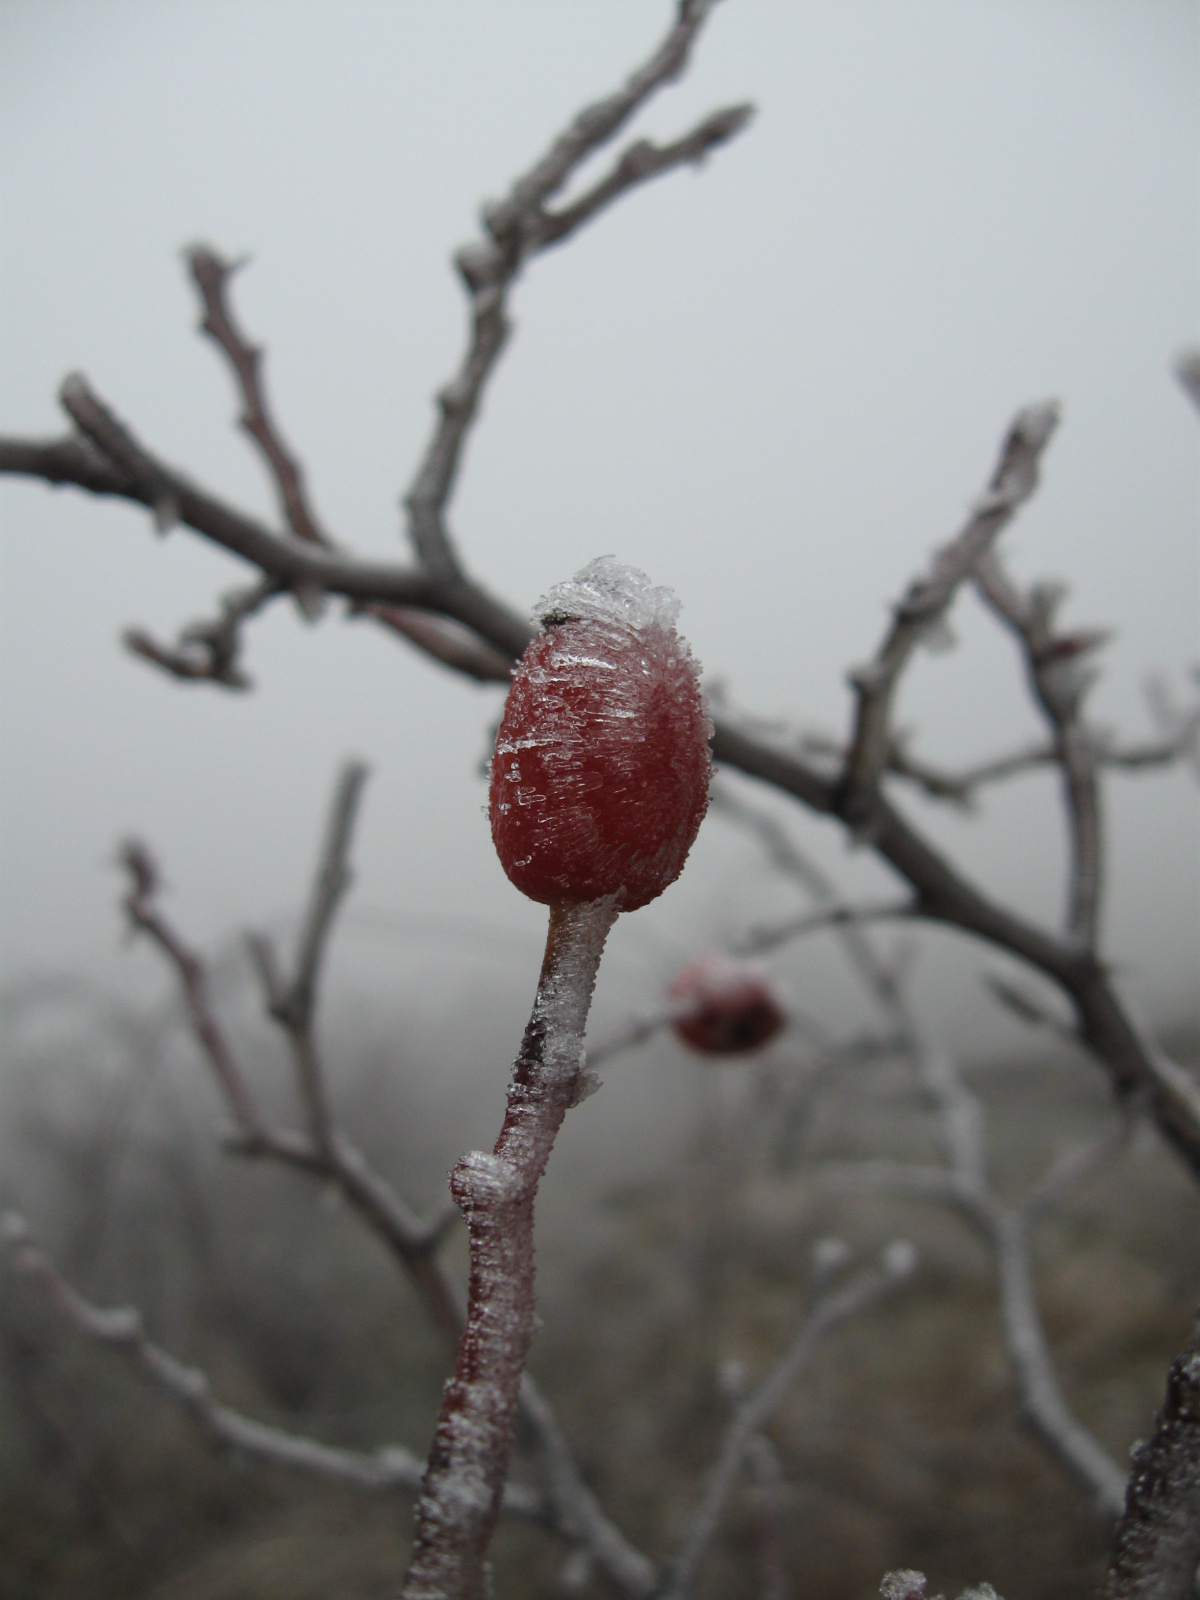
[
  {"left": 659, "top": 1247, "right": 917, "bottom": 1600},
  {"left": 839, "top": 401, "right": 1060, "bottom": 805},
  {"left": 2, "top": 1215, "right": 543, "bottom": 1520}
]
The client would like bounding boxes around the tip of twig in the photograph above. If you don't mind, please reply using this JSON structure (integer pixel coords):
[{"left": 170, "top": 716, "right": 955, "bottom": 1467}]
[
  {"left": 709, "top": 102, "right": 756, "bottom": 140},
  {"left": 118, "top": 838, "right": 159, "bottom": 901},
  {"left": 1013, "top": 400, "right": 1061, "bottom": 449},
  {"left": 58, "top": 371, "right": 90, "bottom": 408}
]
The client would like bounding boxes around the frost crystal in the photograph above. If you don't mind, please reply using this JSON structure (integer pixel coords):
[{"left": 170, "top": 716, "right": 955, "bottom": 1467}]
[{"left": 534, "top": 555, "right": 681, "bottom": 633}]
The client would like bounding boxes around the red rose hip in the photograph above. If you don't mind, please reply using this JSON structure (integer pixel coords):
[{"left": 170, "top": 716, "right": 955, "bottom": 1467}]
[
  {"left": 668, "top": 954, "right": 786, "bottom": 1055},
  {"left": 489, "top": 558, "right": 711, "bottom": 911}
]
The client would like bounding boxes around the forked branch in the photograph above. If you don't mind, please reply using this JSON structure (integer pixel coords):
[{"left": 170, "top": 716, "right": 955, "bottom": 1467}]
[
  {"left": 839, "top": 401, "right": 1060, "bottom": 810},
  {"left": 659, "top": 1245, "right": 918, "bottom": 1600}
]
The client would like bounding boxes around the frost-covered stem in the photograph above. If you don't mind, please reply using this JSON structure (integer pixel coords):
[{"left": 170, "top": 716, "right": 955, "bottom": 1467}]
[
  {"left": 839, "top": 400, "right": 1060, "bottom": 807},
  {"left": 402, "top": 896, "right": 619, "bottom": 1600},
  {"left": 1, "top": 1213, "right": 547, "bottom": 1517},
  {"left": 660, "top": 1249, "right": 916, "bottom": 1600}
]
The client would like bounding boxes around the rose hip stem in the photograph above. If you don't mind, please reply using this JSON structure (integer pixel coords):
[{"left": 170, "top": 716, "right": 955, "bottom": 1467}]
[{"left": 401, "top": 894, "right": 619, "bottom": 1600}]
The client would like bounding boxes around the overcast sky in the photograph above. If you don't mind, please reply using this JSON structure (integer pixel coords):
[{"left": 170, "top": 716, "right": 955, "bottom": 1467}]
[{"left": 1, "top": 1, "right": 1197, "bottom": 1062}]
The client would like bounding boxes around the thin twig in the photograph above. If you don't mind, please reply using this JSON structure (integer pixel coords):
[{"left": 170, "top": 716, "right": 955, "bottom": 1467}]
[
  {"left": 1, "top": 1214, "right": 544, "bottom": 1520},
  {"left": 187, "top": 246, "right": 329, "bottom": 548},
  {"left": 724, "top": 795, "right": 1128, "bottom": 1519},
  {"left": 839, "top": 401, "right": 1060, "bottom": 808},
  {"left": 659, "top": 1247, "right": 918, "bottom": 1600},
  {"left": 120, "top": 840, "right": 264, "bottom": 1141},
  {"left": 817, "top": 1045, "right": 1129, "bottom": 1522},
  {"left": 973, "top": 551, "right": 1108, "bottom": 947},
  {"left": 406, "top": 1, "right": 751, "bottom": 579},
  {"left": 737, "top": 899, "right": 917, "bottom": 959},
  {"left": 122, "top": 811, "right": 654, "bottom": 1594}
]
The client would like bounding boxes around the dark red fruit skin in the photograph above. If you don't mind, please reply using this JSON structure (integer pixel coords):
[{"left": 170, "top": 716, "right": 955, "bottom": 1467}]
[
  {"left": 668, "top": 957, "right": 786, "bottom": 1055},
  {"left": 489, "top": 617, "right": 710, "bottom": 911}
]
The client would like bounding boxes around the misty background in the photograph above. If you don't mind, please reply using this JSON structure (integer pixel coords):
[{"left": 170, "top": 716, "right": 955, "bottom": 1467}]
[{"left": 1, "top": 1, "right": 1197, "bottom": 1089}]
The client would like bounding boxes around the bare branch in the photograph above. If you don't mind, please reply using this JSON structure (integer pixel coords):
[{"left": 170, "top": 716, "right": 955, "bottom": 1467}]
[
  {"left": 973, "top": 552, "right": 1108, "bottom": 947},
  {"left": 738, "top": 899, "right": 917, "bottom": 959},
  {"left": 535, "top": 104, "right": 755, "bottom": 251},
  {"left": 356, "top": 604, "right": 513, "bottom": 684},
  {"left": 983, "top": 973, "right": 1077, "bottom": 1039},
  {"left": 1, "top": 1215, "right": 544, "bottom": 1520},
  {"left": 990, "top": 1204, "right": 1127, "bottom": 1519},
  {"left": 119, "top": 839, "right": 265, "bottom": 1141},
  {"left": 0, "top": 13, "right": 1196, "bottom": 1185},
  {"left": 283, "top": 761, "right": 369, "bottom": 1033},
  {"left": 124, "top": 575, "right": 280, "bottom": 689},
  {"left": 1174, "top": 349, "right": 1200, "bottom": 415},
  {"left": 816, "top": 1035, "right": 1128, "bottom": 1521},
  {"left": 659, "top": 1246, "right": 917, "bottom": 1600},
  {"left": 479, "top": 0, "right": 727, "bottom": 238},
  {"left": 187, "top": 246, "right": 330, "bottom": 546},
  {"left": 1100, "top": 1313, "right": 1200, "bottom": 1599},
  {"left": 839, "top": 401, "right": 1060, "bottom": 806},
  {"left": 406, "top": 1, "right": 751, "bottom": 580},
  {"left": 709, "top": 782, "right": 909, "bottom": 1017},
  {"left": 124, "top": 801, "right": 653, "bottom": 1594}
]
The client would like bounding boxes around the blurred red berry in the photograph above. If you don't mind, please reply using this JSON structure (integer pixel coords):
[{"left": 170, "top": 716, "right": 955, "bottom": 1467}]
[
  {"left": 668, "top": 954, "right": 785, "bottom": 1055},
  {"left": 489, "top": 559, "right": 711, "bottom": 911}
]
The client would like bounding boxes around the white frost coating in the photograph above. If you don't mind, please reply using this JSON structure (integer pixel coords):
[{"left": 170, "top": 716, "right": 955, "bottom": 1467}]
[
  {"left": 455, "top": 1149, "right": 521, "bottom": 1204},
  {"left": 534, "top": 555, "right": 681, "bottom": 634}
]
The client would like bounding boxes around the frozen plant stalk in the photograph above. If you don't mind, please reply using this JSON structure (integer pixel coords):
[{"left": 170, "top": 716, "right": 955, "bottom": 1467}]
[{"left": 402, "top": 559, "right": 711, "bottom": 1599}]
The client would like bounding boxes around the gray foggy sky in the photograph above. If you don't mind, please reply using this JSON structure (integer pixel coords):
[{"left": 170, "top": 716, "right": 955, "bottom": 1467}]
[{"left": 1, "top": 2, "right": 1197, "bottom": 1053}]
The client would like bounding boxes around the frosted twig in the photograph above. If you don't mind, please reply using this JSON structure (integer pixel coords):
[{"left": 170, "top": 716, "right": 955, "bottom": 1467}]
[
  {"left": 120, "top": 839, "right": 264, "bottom": 1141},
  {"left": 188, "top": 244, "right": 512, "bottom": 680},
  {"left": 839, "top": 401, "right": 1060, "bottom": 808},
  {"left": 709, "top": 783, "right": 910, "bottom": 1018},
  {"left": 123, "top": 575, "right": 280, "bottom": 689},
  {"left": 402, "top": 896, "right": 620, "bottom": 1600},
  {"left": 187, "top": 246, "right": 328, "bottom": 548},
  {"left": 585, "top": 995, "right": 699, "bottom": 1070},
  {"left": 818, "top": 1043, "right": 1128, "bottom": 1521},
  {"left": 728, "top": 795, "right": 1128, "bottom": 1518},
  {"left": 122, "top": 792, "right": 654, "bottom": 1592},
  {"left": 737, "top": 899, "right": 916, "bottom": 959},
  {"left": 1099, "top": 1313, "right": 1200, "bottom": 1599},
  {"left": 245, "top": 761, "right": 367, "bottom": 1159},
  {"left": 0, "top": 1214, "right": 546, "bottom": 1520},
  {"left": 891, "top": 734, "right": 1199, "bottom": 804},
  {"left": 973, "top": 550, "right": 1108, "bottom": 948},
  {"left": 659, "top": 1246, "right": 918, "bottom": 1600},
  {"left": 407, "top": 0, "right": 751, "bottom": 580}
]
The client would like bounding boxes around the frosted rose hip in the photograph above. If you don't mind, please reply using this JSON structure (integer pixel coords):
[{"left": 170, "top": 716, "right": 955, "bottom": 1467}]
[
  {"left": 668, "top": 954, "right": 785, "bottom": 1055},
  {"left": 489, "top": 559, "right": 711, "bottom": 911}
]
